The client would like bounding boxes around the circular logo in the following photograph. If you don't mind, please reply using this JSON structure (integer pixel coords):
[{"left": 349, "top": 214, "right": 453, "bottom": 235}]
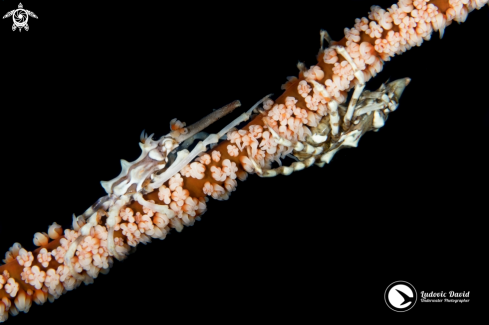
[
  {"left": 384, "top": 281, "right": 417, "bottom": 312},
  {"left": 13, "top": 9, "right": 28, "bottom": 27}
]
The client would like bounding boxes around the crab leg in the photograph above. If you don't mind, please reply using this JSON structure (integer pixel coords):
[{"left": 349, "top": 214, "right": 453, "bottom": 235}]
[
  {"left": 329, "top": 45, "right": 366, "bottom": 129},
  {"left": 149, "top": 95, "right": 272, "bottom": 190},
  {"left": 257, "top": 156, "right": 316, "bottom": 177},
  {"left": 319, "top": 29, "right": 334, "bottom": 52}
]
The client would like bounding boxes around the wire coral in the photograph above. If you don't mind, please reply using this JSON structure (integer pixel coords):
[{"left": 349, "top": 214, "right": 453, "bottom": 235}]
[{"left": 1, "top": 1, "right": 488, "bottom": 323}]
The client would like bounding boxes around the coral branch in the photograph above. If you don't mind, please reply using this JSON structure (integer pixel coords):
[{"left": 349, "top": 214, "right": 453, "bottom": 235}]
[{"left": 1, "top": 0, "right": 487, "bottom": 323}]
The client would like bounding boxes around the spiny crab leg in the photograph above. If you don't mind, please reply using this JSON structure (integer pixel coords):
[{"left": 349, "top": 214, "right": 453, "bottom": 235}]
[
  {"left": 257, "top": 156, "right": 316, "bottom": 177},
  {"left": 294, "top": 142, "right": 324, "bottom": 159},
  {"left": 319, "top": 29, "right": 334, "bottom": 52},
  {"left": 247, "top": 144, "right": 315, "bottom": 178},
  {"left": 329, "top": 45, "right": 366, "bottom": 129},
  {"left": 328, "top": 100, "right": 340, "bottom": 137},
  {"left": 133, "top": 192, "right": 175, "bottom": 219},
  {"left": 353, "top": 102, "right": 386, "bottom": 117}
]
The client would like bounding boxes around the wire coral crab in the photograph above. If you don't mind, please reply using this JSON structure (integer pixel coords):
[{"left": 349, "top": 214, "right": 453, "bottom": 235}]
[{"left": 1, "top": 0, "right": 488, "bottom": 322}]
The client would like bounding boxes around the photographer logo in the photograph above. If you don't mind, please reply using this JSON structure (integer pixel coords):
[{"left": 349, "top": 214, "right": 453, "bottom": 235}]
[
  {"left": 3, "top": 3, "right": 38, "bottom": 32},
  {"left": 384, "top": 280, "right": 417, "bottom": 312}
]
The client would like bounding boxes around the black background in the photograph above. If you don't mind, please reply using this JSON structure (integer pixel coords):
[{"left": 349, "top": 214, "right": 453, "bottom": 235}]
[{"left": 0, "top": 0, "right": 488, "bottom": 323}]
